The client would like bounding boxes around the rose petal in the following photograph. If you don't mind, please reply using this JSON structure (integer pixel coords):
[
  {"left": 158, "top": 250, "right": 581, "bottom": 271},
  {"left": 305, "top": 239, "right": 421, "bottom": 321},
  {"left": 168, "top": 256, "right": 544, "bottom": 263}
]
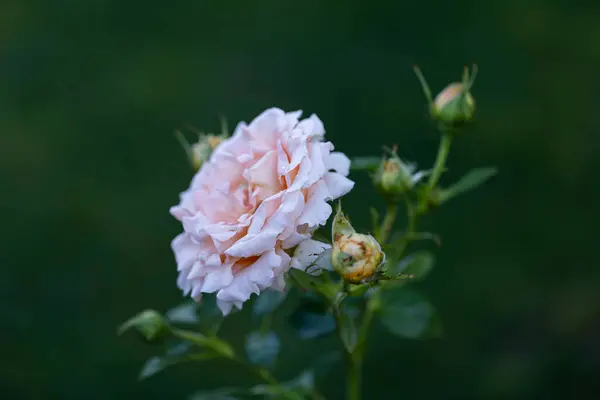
[
  {"left": 290, "top": 239, "right": 332, "bottom": 273},
  {"left": 297, "top": 180, "right": 333, "bottom": 228},
  {"left": 326, "top": 151, "right": 351, "bottom": 176},
  {"left": 324, "top": 172, "right": 355, "bottom": 199}
]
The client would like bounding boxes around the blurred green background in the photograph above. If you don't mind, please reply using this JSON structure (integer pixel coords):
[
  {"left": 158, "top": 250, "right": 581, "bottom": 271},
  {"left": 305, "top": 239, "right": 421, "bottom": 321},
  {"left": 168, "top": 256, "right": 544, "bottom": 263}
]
[{"left": 3, "top": 0, "right": 600, "bottom": 398}]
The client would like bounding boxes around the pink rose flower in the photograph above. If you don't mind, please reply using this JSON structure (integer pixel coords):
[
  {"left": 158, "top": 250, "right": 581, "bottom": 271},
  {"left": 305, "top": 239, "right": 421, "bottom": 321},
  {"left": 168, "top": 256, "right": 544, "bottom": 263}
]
[{"left": 170, "top": 108, "right": 354, "bottom": 314}]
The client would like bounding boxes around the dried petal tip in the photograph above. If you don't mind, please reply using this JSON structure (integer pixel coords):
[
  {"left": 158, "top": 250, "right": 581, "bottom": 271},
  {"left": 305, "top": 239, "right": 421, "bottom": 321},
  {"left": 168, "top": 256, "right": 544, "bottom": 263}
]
[{"left": 331, "top": 204, "right": 385, "bottom": 284}]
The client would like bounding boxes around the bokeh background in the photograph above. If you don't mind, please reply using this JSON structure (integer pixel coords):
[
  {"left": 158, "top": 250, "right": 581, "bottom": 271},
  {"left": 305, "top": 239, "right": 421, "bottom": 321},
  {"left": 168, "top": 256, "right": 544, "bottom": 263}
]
[{"left": 3, "top": 0, "right": 600, "bottom": 398}]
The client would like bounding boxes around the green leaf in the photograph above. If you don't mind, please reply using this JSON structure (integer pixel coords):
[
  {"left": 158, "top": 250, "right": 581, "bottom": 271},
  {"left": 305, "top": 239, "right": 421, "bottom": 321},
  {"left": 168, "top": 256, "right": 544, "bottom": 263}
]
[
  {"left": 118, "top": 309, "right": 168, "bottom": 341},
  {"left": 350, "top": 156, "right": 381, "bottom": 171},
  {"left": 289, "top": 301, "right": 336, "bottom": 340},
  {"left": 339, "top": 310, "right": 358, "bottom": 353},
  {"left": 393, "top": 251, "right": 435, "bottom": 281},
  {"left": 312, "top": 351, "right": 342, "bottom": 381},
  {"left": 139, "top": 357, "right": 168, "bottom": 379},
  {"left": 166, "top": 301, "right": 199, "bottom": 325},
  {"left": 310, "top": 226, "right": 331, "bottom": 244},
  {"left": 249, "top": 385, "right": 283, "bottom": 398},
  {"left": 190, "top": 395, "right": 239, "bottom": 400},
  {"left": 378, "top": 288, "right": 443, "bottom": 339},
  {"left": 196, "top": 295, "right": 224, "bottom": 335},
  {"left": 253, "top": 290, "right": 288, "bottom": 318},
  {"left": 288, "top": 269, "right": 323, "bottom": 291},
  {"left": 438, "top": 167, "right": 497, "bottom": 203},
  {"left": 245, "top": 331, "right": 280, "bottom": 368},
  {"left": 189, "top": 388, "right": 244, "bottom": 400},
  {"left": 251, "top": 370, "right": 314, "bottom": 398},
  {"left": 284, "top": 370, "right": 315, "bottom": 393},
  {"left": 139, "top": 352, "right": 217, "bottom": 380},
  {"left": 172, "top": 328, "right": 235, "bottom": 358}
]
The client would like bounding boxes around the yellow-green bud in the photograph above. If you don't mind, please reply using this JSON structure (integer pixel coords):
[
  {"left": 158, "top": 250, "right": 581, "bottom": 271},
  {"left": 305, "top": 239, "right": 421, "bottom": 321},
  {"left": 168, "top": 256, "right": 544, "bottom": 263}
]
[
  {"left": 432, "top": 82, "right": 475, "bottom": 126},
  {"left": 191, "top": 134, "right": 226, "bottom": 170},
  {"left": 118, "top": 309, "right": 168, "bottom": 341},
  {"left": 331, "top": 203, "right": 385, "bottom": 284},
  {"left": 332, "top": 233, "right": 384, "bottom": 284},
  {"left": 375, "top": 156, "right": 416, "bottom": 200}
]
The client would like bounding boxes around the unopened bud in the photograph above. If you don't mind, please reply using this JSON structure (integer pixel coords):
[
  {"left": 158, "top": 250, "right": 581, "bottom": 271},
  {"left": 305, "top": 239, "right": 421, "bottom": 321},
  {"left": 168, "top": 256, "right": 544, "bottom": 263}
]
[
  {"left": 191, "top": 134, "right": 226, "bottom": 170},
  {"left": 375, "top": 155, "right": 416, "bottom": 200},
  {"left": 414, "top": 64, "right": 478, "bottom": 129},
  {"left": 331, "top": 203, "right": 385, "bottom": 284},
  {"left": 432, "top": 83, "right": 475, "bottom": 126},
  {"left": 118, "top": 309, "right": 168, "bottom": 341},
  {"left": 333, "top": 233, "right": 384, "bottom": 284}
]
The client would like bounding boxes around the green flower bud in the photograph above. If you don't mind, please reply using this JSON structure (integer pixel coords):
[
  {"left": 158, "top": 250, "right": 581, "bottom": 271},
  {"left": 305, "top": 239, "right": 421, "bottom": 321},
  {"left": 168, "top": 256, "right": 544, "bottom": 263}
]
[
  {"left": 375, "top": 156, "right": 416, "bottom": 200},
  {"left": 331, "top": 203, "right": 385, "bottom": 284},
  {"left": 432, "top": 82, "right": 475, "bottom": 126},
  {"left": 373, "top": 149, "right": 431, "bottom": 201},
  {"left": 191, "top": 134, "right": 226, "bottom": 170},
  {"left": 332, "top": 233, "right": 384, "bottom": 284},
  {"left": 118, "top": 309, "right": 168, "bottom": 341},
  {"left": 414, "top": 64, "right": 478, "bottom": 130}
]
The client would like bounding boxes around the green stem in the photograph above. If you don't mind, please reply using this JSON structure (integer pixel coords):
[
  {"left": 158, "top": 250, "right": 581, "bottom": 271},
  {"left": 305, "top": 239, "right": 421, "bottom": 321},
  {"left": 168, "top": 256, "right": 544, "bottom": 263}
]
[
  {"left": 331, "top": 305, "right": 358, "bottom": 400},
  {"left": 417, "top": 133, "right": 452, "bottom": 215},
  {"left": 396, "top": 199, "right": 417, "bottom": 258},
  {"left": 376, "top": 202, "right": 398, "bottom": 244},
  {"left": 347, "top": 354, "right": 361, "bottom": 400},
  {"left": 427, "top": 133, "right": 452, "bottom": 191},
  {"left": 259, "top": 313, "right": 272, "bottom": 335},
  {"left": 344, "top": 203, "right": 399, "bottom": 400},
  {"left": 311, "top": 389, "right": 328, "bottom": 400}
]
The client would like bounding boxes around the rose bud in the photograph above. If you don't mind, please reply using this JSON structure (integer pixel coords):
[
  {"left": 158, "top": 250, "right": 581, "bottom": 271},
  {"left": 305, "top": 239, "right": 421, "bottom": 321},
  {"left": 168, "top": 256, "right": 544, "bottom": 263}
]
[
  {"left": 331, "top": 203, "right": 385, "bottom": 284},
  {"left": 432, "top": 82, "right": 475, "bottom": 126},
  {"left": 190, "top": 134, "right": 226, "bottom": 170}
]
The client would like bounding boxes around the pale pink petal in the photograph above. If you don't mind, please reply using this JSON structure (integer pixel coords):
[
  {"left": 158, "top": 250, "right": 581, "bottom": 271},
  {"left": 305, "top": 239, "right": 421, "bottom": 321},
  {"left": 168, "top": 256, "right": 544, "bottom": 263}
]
[
  {"left": 298, "top": 180, "right": 333, "bottom": 228},
  {"left": 296, "top": 114, "right": 325, "bottom": 138},
  {"left": 247, "top": 150, "right": 280, "bottom": 198},
  {"left": 303, "top": 142, "right": 328, "bottom": 188},
  {"left": 226, "top": 191, "right": 303, "bottom": 257},
  {"left": 324, "top": 172, "right": 355, "bottom": 199},
  {"left": 171, "top": 233, "right": 199, "bottom": 271},
  {"left": 280, "top": 231, "right": 311, "bottom": 249},
  {"left": 216, "top": 249, "right": 282, "bottom": 306},
  {"left": 326, "top": 151, "right": 351, "bottom": 176},
  {"left": 201, "top": 264, "right": 234, "bottom": 293},
  {"left": 290, "top": 239, "right": 332, "bottom": 273}
]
